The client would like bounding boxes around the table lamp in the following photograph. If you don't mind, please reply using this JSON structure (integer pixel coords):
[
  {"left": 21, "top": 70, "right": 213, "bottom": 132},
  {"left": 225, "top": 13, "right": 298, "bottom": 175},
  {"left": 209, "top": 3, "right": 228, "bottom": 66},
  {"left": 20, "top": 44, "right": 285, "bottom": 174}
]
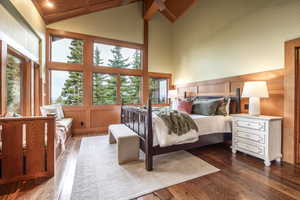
[{"left": 242, "top": 81, "right": 269, "bottom": 116}]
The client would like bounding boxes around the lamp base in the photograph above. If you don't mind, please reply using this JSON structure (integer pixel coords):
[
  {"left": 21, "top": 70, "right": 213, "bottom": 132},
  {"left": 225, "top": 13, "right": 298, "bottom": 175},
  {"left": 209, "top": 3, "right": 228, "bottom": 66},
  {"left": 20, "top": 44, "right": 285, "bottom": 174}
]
[{"left": 249, "top": 97, "right": 261, "bottom": 116}]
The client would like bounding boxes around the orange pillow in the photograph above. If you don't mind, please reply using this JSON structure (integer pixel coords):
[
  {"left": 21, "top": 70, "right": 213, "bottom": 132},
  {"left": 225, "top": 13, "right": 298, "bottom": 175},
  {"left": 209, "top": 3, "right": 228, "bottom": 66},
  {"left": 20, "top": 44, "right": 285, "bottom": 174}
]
[{"left": 177, "top": 100, "right": 193, "bottom": 114}]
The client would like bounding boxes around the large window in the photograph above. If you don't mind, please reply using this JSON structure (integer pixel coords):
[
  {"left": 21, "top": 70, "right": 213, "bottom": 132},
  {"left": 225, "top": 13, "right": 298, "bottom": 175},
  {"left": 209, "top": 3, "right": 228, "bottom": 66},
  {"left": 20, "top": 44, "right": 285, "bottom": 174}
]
[
  {"left": 93, "top": 42, "right": 142, "bottom": 69},
  {"left": 51, "top": 36, "right": 84, "bottom": 64},
  {"left": 93, "top": 73, "right": 117, "bottom": 105},
  {"left": 51, "top": 70, "right": 83, "bottom": 105},
  {"left": 150, "top": 78, "right": 168, "bottom": 104},
  {"left": 120, "top": 75, "right": 141, "bottom": 104},
  {"left": 6, "top": 54, "right": 22, "bottom": 114},
  {"left": 48, "top": 30, "right": 172, "bottom": 109}
]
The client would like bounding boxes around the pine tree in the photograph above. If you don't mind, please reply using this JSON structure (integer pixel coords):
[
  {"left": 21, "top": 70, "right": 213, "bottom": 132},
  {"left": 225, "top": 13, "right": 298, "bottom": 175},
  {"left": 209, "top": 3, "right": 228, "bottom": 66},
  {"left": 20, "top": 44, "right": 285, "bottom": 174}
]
[
  {"left": 6, "top": 55, "right": 21, "bottom": 113},
  {"left": 59, "top": 40, "right": 84, "bottom": 105},
  {"left": 94, "top": 47, "right": 104, "bottom": 66},
  {"left": 119, "top": 50, "right": 141, "bottom": 104},
  {"left": 93, "top": 48, "right": 116, "bottom": 104},
  {"left": 108, "top": 46, "right": 130, "bottom": 68}
]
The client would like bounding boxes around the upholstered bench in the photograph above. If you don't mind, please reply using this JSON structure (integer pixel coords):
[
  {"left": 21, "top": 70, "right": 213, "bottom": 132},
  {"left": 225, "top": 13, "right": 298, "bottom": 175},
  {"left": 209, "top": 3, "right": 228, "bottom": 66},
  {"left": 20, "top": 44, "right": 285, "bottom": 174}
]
[{"left": 108, "top": 124, "right": 140, "bottom": 164}]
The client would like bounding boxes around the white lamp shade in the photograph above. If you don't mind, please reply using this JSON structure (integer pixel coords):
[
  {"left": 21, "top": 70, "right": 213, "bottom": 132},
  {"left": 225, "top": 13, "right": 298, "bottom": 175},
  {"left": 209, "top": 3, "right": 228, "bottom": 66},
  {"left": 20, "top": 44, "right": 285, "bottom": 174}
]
[
  {"left": 242, "top": 81, "right": 269, "bottom": 98},
  {"left": 168, "top": 90, "right": 178, "bottom": 99}
]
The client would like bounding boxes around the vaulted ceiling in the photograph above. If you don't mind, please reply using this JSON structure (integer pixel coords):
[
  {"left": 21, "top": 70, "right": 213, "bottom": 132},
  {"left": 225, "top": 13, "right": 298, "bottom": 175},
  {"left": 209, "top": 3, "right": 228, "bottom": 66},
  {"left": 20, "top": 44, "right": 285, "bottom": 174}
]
[
  {"left": 32, "top": 0, "right": 197, "bottom": 25},
  {"left": 32, "top": 0, "right": 140, "bottom": 24}
]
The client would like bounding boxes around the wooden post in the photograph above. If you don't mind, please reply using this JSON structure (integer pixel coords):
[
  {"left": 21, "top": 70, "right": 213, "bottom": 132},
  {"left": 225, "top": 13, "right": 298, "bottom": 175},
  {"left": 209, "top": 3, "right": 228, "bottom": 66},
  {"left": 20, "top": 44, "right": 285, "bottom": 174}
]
[{"left": 145, "top": 96, "right": 153, "bottom": 171}]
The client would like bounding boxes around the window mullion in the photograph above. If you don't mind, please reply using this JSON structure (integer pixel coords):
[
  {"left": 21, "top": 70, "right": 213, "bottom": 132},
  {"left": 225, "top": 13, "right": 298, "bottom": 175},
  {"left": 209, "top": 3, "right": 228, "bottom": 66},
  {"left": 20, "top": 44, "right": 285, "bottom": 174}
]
[{"left": 116, "top": 74, "right": 121, "bottom": 105}]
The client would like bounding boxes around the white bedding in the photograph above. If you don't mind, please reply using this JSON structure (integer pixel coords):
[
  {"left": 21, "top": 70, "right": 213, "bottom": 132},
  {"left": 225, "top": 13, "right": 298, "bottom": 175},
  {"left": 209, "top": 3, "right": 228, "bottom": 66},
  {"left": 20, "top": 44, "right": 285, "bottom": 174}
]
[{"left": 152, "top": 114, "right": 232, "bottom": 147}]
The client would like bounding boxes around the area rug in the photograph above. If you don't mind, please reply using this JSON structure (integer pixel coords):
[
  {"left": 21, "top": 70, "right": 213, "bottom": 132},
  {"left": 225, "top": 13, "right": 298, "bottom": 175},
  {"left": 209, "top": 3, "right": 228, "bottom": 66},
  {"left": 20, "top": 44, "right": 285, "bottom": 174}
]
[{"left": 70, "top": 136, "right": 219, "bottom": 200}]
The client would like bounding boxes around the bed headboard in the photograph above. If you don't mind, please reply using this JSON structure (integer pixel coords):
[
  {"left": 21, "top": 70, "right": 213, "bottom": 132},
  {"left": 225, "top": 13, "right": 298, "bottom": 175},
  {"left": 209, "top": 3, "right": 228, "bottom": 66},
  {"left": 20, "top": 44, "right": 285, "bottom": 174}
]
[{"left": 184, "top": 88, "right": 241, "bottom": 114}]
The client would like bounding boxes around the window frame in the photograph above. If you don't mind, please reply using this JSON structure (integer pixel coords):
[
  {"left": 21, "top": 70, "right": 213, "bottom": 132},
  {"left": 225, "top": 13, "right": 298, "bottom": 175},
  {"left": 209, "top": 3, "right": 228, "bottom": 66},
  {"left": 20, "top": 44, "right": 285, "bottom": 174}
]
[
  {"left": 46, "top": 29, "right": 172, "bottom": 108},
  {"left": 92, "top": 40, "right": 144, "bottom": 70},
  {"left": 92, "top": 72, "right": 118, "bottom": 106},
  {"left": 148, "top": 72, "right": 172, "bottom": 106},
  {"left": 149, "top": 77, "right": 169, "bottom": 105},
  {"left": 0, "top": 40, "right": 38, "bottom": 116},
  {"left": 6, "top": 48, "right": 25, "bottom": 115},
  {"left": 49, "top": 69, "right": 84, "bottom": 106}
]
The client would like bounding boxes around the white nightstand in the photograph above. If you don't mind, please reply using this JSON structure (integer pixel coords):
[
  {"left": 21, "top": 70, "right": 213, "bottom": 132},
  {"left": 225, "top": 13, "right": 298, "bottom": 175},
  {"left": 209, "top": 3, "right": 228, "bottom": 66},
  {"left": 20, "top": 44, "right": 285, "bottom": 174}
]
[{"left": 231, "top": 114, "right": 283, "bottom": 166}]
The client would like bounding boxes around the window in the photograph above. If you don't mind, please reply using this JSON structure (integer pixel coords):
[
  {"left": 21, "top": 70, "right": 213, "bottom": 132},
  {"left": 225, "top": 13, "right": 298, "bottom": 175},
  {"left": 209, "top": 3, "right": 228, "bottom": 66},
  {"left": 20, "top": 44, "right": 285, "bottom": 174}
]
[
  {"left": 120, "top": 75, "right": 141, "bottom": 104},
  {"left": 51, "top": 36, "right": 84, "bottom": 64},
  {"left": 6, "top": 54, "right": 22, "bottom": 114},
  {"left": 150, "top": 78, "right": 168, "bottom": 104},
  {"left": 93, "top": 42, "right": 142, "bottom": 69},
  {"left": 93, "top": 73, "right": 117, "bottom": 105},
  {"left": 51, "top": 70, "right": 83, "bottom": 105}
]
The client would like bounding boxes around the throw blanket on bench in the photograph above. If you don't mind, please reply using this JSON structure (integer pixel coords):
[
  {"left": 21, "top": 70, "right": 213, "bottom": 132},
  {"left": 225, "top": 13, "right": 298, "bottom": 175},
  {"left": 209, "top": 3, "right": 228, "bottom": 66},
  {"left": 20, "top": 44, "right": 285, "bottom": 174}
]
[{"left": 157, "top": 110, "right": 198, "bottom": 136}]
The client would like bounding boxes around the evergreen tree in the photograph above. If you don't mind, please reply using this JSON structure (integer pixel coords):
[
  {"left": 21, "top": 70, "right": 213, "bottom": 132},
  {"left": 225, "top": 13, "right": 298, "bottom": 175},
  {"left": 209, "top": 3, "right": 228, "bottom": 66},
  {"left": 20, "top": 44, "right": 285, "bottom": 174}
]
[
  {"left": 6, "top": 55, "right": 21, "bottom": 113},
  {"left": 93, "top": 48, "right": 116, "bottom": 104},
  {"left": 59, "top": 40, "right": 84, "bottom": 105},
  {"left": 94, "top": 47, "right": 104, "bottom": 66},
  {"left": 108, "top": 46, "right": 130, "bottom": 68},
  {"left": 120, "top": 50, "right": 141, "bottom": 104}
]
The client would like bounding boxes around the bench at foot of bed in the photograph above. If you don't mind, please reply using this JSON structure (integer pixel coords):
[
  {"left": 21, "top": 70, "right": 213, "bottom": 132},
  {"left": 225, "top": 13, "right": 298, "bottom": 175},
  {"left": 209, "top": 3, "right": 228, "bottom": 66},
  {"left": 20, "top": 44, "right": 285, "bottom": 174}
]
[{"left": 108, "top": 124, "right": 140, "bottom": 165}]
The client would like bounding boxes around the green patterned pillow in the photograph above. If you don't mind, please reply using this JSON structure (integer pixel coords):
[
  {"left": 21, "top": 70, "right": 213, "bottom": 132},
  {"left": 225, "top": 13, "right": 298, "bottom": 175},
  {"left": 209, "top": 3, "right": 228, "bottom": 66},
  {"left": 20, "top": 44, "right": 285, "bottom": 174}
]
[
  {"left": 192, "top": 99, "right": 222, "bottom": 116},
  {"left": 216, "top": 97, "right": 230, "bottom": 116}
]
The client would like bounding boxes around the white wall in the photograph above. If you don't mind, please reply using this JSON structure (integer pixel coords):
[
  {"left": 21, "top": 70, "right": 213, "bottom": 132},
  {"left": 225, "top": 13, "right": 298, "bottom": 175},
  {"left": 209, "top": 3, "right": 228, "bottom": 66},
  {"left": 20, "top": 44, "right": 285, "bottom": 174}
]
[
  {"left": 48, "top": 3, "right": 144, "bottom": 44},
  {"left": 172, "top": 0, "right": 300, "bottom": 84},
  {"left": 149, "top": 14, "right": 173, "bottom": 74}
]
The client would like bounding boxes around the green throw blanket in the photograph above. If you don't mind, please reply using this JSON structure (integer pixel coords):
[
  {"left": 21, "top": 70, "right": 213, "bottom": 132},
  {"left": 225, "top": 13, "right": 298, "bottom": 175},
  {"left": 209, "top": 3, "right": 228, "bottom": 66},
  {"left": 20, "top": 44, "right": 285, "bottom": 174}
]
[{"left": 157, "top": 110, "right": 199, "bottom": 136}]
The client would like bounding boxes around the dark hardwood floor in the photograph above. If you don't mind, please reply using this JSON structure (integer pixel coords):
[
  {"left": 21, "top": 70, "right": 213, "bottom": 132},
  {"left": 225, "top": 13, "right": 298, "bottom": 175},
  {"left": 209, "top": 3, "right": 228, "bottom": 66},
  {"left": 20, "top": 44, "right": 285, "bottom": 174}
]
[{"left": 1, "top": 134, "right": 300, "bottom": 200}]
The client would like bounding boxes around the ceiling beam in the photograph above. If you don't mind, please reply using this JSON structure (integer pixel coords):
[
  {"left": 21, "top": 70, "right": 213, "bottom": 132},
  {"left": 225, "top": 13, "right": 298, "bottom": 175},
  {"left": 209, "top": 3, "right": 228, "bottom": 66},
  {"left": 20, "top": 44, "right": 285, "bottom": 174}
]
[
  {"left": 143, "top": 0, "right": 171, "bottom": 21},
  {"left": 144, "top": 0, "right": 197, "bottom": 23}
]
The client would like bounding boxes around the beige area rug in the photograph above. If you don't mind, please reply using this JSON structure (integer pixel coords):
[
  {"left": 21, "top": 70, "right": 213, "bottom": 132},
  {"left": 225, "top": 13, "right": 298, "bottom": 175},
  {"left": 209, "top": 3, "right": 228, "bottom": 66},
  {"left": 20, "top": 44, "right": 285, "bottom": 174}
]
[{"left": 70, "top": 136, "right": 220, "bottom": 200}]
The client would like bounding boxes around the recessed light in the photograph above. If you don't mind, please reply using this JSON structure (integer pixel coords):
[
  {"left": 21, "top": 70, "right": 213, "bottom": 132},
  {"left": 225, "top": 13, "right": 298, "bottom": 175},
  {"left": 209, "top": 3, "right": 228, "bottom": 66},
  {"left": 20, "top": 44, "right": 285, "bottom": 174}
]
[{"left": 45, "top": 0, "right": 54, "bottom": 8}]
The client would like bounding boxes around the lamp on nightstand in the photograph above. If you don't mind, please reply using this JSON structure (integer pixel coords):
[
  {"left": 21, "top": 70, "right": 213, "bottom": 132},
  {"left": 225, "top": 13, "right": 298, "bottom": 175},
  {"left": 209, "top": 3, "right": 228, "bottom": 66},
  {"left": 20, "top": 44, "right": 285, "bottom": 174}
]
[{"left": 242, "top": 81, "right": 269, "bottom": 116}]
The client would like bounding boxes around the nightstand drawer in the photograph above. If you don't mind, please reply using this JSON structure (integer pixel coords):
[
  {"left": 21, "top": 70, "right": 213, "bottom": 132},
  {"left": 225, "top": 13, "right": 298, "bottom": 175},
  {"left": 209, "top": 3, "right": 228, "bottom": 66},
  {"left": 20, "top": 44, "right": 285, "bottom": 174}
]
[
  {"left": 234, "top": 119, "right": 265, "bottom": 131},
  {"left": 236, "top": 142, "right": 265, "bottom": 156},
  {"left": 236, "top": 130, "right": 265, "bottom": 144}
]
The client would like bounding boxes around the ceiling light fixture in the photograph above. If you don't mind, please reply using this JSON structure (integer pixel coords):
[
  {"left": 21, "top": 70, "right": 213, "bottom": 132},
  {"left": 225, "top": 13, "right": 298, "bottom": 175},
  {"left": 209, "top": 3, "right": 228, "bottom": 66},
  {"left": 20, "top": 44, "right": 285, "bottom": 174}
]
[{"left": 45, "top": 0, "right": 54, "bottom": 8}]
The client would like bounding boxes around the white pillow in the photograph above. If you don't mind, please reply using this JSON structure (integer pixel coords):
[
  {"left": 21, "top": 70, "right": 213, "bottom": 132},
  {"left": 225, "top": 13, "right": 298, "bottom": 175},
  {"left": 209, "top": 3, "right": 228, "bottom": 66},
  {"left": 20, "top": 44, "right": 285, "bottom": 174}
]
[
  {"left": 40, "top": 105, "right": 64, "bottom": 120},
  {"left": 53, "top": 104, "right": 64, "bottom": 119}
]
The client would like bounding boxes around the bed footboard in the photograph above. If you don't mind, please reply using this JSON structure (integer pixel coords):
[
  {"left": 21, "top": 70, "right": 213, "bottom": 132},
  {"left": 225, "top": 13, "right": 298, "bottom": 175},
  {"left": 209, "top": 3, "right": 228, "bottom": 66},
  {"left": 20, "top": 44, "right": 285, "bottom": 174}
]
[
  {"left": 121, "top": 98, "right": 154, "bottom": 171},
  {"left": 0, "top": 114, "right": 55, "bottom": 184}
]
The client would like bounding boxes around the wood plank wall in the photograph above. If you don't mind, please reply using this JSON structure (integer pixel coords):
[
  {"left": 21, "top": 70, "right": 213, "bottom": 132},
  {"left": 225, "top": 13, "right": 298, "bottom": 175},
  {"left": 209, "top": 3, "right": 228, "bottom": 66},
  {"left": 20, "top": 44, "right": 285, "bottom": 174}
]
[{"left": 176, "top": 69, "right": 284, "bottom": 117}]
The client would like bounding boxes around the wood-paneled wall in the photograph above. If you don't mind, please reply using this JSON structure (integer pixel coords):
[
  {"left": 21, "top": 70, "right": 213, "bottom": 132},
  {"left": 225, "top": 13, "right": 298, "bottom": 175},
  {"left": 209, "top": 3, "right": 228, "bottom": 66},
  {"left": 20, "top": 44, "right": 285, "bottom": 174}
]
[{"left": 176, "top": 69, "right": 284, "bottom": 117}]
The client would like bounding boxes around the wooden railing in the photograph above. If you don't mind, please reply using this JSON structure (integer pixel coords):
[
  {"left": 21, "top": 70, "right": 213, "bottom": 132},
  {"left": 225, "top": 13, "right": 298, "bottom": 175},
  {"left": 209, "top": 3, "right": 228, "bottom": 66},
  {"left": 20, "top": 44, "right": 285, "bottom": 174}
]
[{"left": 0, "top": 115, "right": 55, "bottom": 184}]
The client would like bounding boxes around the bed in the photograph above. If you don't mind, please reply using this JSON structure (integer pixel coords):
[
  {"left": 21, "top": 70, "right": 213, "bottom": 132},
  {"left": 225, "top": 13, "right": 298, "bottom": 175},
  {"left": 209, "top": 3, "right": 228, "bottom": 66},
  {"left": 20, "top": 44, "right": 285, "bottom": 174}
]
[{"left": 121, "top": 88, "right": 241, "bottom": 171}]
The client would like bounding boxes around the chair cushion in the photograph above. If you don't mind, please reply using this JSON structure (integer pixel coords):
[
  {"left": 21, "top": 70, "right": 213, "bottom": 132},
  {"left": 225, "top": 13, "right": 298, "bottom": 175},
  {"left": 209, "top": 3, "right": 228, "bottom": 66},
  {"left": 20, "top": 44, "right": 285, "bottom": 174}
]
[{"left": 109, "top": 124, "right": 137, "bottom": 138}]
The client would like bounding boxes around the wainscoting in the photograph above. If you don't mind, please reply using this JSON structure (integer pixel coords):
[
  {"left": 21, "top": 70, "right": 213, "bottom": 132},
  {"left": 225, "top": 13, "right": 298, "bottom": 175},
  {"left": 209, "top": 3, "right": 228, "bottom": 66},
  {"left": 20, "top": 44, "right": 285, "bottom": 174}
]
[
  {"left": 63, "top": 105, "right": 121, "bottom": 135},
  {"left": 176, "top": 69, "right": 284, "bottom": 116}
]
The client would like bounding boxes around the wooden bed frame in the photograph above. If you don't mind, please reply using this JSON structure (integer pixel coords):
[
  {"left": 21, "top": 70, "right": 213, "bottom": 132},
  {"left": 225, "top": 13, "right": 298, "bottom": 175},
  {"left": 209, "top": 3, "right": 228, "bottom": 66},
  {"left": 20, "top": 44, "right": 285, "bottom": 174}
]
[{"left": 121, "top": 88, "right": 241, "bottom": 171}]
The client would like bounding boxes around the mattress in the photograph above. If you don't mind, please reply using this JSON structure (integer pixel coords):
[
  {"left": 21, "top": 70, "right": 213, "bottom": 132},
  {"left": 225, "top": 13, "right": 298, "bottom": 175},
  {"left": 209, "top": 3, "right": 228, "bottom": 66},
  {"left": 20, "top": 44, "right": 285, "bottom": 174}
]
[{"left": 152, "top": 114, "right": 232, "bottom": 147}]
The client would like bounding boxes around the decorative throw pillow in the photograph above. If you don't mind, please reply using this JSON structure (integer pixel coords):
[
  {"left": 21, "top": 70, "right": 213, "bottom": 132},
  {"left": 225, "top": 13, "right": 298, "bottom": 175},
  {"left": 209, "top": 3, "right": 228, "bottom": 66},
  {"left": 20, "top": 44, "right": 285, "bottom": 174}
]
[
  {"left": 177, "top": 100, "right": 193, "bottom": 114},
  {"left": 40, "top": 105, "right": 64, "bottom": 120},
  {"left": 192, "top": 99, "right": 222, "bottom": 116},
  {"left": 216, "top": 97, "right": 231, "bottom": 116}
]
